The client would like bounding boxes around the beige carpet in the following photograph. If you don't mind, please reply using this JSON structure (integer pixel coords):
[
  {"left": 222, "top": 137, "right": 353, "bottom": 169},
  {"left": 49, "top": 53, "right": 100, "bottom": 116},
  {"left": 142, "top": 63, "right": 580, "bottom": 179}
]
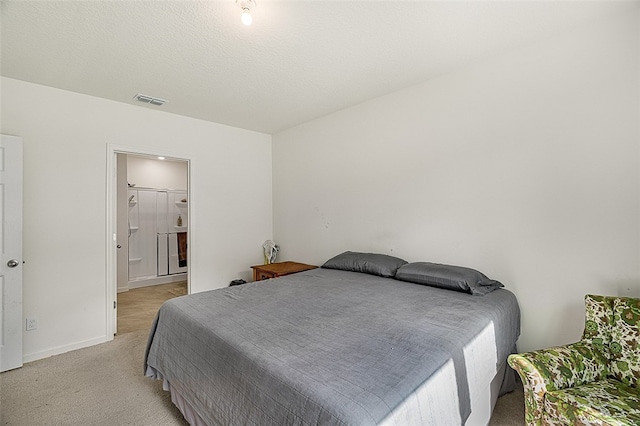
[
  {"left": 1, "top": 325, "right": 525, "bottom": 425},
  {"left": 1, "top": 330, "right": 188, "bottom": 425},
  {"left": 490, "top": 381, "right": 526, "bottom": 426}
]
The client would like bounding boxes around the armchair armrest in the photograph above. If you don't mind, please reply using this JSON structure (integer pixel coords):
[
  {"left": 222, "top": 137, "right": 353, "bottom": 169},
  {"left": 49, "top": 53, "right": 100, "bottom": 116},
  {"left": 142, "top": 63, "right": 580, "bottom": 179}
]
[{"left": 508, "top": 342, "right": 609, "bottom": 426}]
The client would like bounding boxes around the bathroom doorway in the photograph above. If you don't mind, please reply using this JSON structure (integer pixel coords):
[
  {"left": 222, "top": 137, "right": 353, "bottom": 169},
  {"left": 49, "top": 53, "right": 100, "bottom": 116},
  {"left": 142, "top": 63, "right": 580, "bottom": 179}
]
[
  {"left": 116, "top": 153, "right": 189, "bottom": 334},
  {"left": 106, "top": 146, "right": 191, "bottom": 338}
]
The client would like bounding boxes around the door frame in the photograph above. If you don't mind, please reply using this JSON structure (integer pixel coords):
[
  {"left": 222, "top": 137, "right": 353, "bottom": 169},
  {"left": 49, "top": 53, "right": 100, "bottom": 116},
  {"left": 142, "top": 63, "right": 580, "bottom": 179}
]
[{"left": 105, "top": 144, "right": 192, "bottom": 339}]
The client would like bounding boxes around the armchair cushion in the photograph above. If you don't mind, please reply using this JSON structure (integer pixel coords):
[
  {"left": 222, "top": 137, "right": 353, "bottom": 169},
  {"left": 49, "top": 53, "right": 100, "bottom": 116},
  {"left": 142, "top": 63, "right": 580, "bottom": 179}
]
[
  {"left": 610, "top": 297, "right": 640, "bottom": 387},
  {"left": 544, "top": 378, "right": 640, "bottom": 425}
]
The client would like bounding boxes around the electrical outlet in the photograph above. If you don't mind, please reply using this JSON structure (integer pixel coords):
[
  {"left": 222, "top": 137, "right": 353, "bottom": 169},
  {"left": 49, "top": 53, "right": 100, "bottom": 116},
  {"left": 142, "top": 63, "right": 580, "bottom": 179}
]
[{"left": 26, "top": 317, "right": 37, "bottom": 331}]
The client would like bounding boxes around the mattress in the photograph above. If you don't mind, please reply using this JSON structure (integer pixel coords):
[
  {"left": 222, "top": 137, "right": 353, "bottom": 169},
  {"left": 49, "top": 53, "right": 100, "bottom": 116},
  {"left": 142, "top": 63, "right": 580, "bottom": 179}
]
[{"left": 145, "top": 267, "right": 520, "bottom": 425}]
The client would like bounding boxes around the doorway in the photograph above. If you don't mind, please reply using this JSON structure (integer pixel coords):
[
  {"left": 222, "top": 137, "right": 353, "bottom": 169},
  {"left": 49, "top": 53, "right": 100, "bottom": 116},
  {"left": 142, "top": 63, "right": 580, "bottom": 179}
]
[
  {"left": 106, "top": 145, "right": 191, "bottom": 339},
  {"left": 116, "top": 154, "right": 189, "bottom": 334}
]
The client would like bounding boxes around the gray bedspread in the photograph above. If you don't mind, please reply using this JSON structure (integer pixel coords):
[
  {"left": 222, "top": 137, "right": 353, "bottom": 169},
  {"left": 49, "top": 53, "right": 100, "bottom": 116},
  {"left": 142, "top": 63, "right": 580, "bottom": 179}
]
[{"left": 145, "top": 268, "right": 520, "bottom": 425}]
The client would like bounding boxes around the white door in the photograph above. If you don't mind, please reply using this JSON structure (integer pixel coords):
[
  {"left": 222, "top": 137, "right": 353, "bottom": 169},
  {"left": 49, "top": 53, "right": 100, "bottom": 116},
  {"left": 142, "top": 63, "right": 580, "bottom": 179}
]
[
  {"left": 116, "top": 153, "right": 129, "bottom": 293},
  {"left": 0, "top": 135, "right": 23, "bottom": 372}
]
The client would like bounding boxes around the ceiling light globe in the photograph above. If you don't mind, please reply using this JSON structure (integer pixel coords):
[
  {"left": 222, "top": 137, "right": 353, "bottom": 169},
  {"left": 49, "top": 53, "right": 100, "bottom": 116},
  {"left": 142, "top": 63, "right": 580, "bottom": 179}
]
[{"left": 241, "top": 9, "right": 252, "bottom": 26}]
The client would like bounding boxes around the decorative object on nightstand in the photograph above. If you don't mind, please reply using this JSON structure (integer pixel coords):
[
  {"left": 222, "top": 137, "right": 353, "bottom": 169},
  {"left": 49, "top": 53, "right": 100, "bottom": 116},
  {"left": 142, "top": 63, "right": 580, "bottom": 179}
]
[
  {"left": 251, "top": 261, "right": 317, "bottom": 282},
  {"left": 262, "top": 240, "right": 279, "bottom": 264}
]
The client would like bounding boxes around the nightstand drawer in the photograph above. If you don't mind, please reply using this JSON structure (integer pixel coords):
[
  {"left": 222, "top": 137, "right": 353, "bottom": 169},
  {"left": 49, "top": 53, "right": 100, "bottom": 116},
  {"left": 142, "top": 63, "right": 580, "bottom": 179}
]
[{"left": 256, "top": 270, "right": 277, "bottom": 281}]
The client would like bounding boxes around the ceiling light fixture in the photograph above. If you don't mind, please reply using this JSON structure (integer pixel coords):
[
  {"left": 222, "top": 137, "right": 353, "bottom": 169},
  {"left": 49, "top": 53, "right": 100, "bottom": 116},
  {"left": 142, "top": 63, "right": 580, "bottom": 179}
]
[{"left": 236, "top": 0, "right": 256, "bottom": 26}]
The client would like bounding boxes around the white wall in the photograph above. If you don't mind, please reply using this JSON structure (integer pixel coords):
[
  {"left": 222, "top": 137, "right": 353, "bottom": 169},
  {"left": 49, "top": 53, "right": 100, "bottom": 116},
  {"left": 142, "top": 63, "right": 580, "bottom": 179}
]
[
  {"left": 273, "top": 11, "right": 640, "bottom": 352},
  {"left": 127, "top": 155, "right": 188, "bottom": 190},
  {"left": 1, "top": 77, "right": 272, "bottom": 361}
]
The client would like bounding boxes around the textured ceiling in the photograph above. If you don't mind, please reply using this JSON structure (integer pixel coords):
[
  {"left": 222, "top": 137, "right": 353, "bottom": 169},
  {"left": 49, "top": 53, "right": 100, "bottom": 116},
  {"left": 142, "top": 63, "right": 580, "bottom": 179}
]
[{"left": 1, "top": 1, "right": 635, "bottom": 134}]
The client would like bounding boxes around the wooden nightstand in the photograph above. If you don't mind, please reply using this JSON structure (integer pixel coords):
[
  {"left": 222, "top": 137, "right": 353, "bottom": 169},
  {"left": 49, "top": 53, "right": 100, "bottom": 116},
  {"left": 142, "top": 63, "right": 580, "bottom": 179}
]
[{"left": 251, "top": 261, "right": 317, "bottom": 282}]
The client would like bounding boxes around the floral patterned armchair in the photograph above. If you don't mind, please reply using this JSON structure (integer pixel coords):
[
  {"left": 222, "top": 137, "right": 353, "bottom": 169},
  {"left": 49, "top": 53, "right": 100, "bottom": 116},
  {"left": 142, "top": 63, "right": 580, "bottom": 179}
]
[{"left": 508, "top": 295, "right": 640, "bottom": 425}]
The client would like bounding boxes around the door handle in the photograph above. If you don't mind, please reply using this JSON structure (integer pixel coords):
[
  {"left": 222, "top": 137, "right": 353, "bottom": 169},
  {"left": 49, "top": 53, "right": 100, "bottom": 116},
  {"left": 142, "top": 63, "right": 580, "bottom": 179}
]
[
  {"left": 117, "top": 245, "right": 122, "bottom": 249},
  {"left": 7, "top": 259, "right": 19, "bottom": 268}
]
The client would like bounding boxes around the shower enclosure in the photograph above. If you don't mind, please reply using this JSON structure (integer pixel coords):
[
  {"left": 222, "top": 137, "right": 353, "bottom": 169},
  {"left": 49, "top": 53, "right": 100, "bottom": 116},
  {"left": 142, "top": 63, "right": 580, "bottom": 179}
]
[{"left": 128, "top": 188, "right": 187, "bottom": 288}]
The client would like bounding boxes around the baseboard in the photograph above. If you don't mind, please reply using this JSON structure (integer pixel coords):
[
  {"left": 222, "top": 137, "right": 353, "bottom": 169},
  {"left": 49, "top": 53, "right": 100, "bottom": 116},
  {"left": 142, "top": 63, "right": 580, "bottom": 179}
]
[
  {"left": 23, "top": 335, "right": 110, "bottom": 364},
  {"left": 128, "top": 273, "right": 187, "bottom": 289}
]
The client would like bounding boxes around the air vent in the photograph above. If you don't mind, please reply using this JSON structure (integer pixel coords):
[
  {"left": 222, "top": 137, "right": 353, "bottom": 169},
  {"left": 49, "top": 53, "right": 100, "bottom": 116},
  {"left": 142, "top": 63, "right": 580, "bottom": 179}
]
[{"left": 133, "top": 93, "right": 168, "bottom": 106}]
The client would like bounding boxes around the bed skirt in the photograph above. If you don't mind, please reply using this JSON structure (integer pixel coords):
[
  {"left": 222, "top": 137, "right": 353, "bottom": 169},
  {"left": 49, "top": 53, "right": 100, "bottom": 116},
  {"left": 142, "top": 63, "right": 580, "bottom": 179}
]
[{"left": 148, "top": 357, "right": 517, "bottom": 426}]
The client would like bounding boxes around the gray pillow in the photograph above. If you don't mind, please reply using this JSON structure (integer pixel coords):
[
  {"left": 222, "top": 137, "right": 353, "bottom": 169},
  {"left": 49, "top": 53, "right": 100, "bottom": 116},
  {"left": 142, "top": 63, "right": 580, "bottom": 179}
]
[
  {"left": 395, "top": 262, "right": 503, "bottom": 295},
  {"left": 321, "top": 251, "right": 408, "bottom": 278}
]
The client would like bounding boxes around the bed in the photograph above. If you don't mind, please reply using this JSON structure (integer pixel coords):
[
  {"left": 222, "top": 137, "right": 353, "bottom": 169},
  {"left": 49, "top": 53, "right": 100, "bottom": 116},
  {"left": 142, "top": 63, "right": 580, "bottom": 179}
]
[{"left": 145, "top": 254, "right": 520, "bottom": 425}]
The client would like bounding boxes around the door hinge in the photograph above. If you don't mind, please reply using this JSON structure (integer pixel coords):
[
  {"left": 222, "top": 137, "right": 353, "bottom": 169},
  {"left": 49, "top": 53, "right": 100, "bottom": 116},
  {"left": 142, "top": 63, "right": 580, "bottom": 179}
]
[{"left": 114, "top": 301, "right": 117, "bottom": 309}]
